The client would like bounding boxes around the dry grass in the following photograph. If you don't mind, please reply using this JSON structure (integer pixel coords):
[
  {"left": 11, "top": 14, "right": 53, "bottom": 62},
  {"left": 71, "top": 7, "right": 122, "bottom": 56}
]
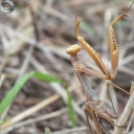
[{"left": 0, "top": 0, "right": 134, "bottom": 134}]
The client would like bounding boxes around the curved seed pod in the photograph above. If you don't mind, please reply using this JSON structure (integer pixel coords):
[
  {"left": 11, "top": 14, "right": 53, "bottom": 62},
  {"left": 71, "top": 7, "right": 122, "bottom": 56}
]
[{"left": 0, "top": 0, "right": 15, "bottom": 14}]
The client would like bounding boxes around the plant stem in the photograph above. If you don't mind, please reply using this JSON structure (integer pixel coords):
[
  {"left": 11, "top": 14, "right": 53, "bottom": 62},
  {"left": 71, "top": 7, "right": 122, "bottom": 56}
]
[{"left": 112, "top": 82, "right": 134, "bottom": 134}]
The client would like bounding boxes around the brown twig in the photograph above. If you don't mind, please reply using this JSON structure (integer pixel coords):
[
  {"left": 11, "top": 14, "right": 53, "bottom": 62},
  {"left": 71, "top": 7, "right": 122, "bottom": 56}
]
[{"left": 112, "top": 82, "right": 134, "bottom": 134}]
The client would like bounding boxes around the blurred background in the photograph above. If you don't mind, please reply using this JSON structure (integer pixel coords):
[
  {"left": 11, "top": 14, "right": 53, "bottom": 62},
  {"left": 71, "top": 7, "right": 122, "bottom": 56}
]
[{"left": 0, "top": 0, "right": 134, "bottom": 134}]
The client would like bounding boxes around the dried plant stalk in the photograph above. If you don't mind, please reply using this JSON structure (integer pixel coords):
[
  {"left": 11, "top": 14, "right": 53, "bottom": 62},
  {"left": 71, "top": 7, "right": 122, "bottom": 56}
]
[{"left": 112, "top": 82, "right": 134, "bottom": 134}]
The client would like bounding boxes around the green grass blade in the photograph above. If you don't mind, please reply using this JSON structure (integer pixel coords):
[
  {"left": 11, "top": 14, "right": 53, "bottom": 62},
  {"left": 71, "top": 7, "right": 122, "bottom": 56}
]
[
  {"left": 0, "top": 72, "right": 34, "bottom": 116},
  {"left": 0, "top": 71, "right": 76, "bottom": 127},
  {"left": 45, "top": 128, "right": 51, "bottom": 134},
  {"left": 0, "top": 72, "right": 63, "bottom": 117},
  {"left": 67, "top": 89, "right": 76, "bottom": 128},
  {"left": 33, "top": 72, "right": 62, "bottom": 83},
  {"left": 0, "top": 119, "right": 8, "bottom": 126},
  {"left": 116, "top": 21, "right": 131, "bottom": 28},
  {"left": 81, "top": 21, "right": 96, "bottom": 35}
]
